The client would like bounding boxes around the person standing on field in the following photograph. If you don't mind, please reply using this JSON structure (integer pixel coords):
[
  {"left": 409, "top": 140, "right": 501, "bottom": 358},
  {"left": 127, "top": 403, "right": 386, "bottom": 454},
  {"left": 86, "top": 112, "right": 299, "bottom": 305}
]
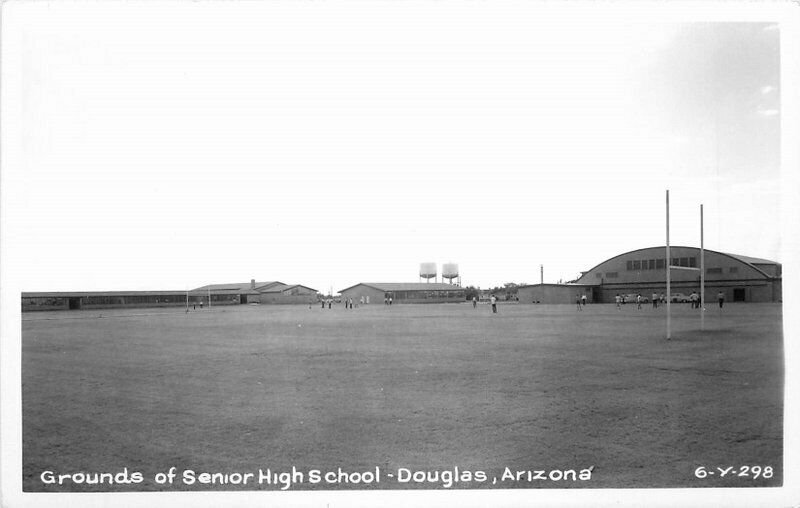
[
  {"left": 472, "top": 296, "right": 477, "bottom": 309},
  {"left": 636, "top": 294, "right": 642, "bottom": 310},
  {"left": 490, "top": 294, "right": 497, "bottom": 314},
  {"left": 615, "top": 294, "right": 621, "bottom": 310},
  {"left": 717, "top": 291, "right": 725, "bottom": 309},
  {"left": 652, "top": 292, "right": 658, "bottom": 309},
  {"left": 576, "top": 294, "right": 582, "bottom": 311},
  {"left": 581, "top": 294, "right": 587, "bottom": 306}
]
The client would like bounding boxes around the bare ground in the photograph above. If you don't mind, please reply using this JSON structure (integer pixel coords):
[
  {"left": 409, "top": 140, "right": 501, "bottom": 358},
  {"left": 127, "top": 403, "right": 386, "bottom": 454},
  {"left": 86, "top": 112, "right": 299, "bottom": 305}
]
[{"left": 21, "top": 302, "right": 783, "bottom": 491}]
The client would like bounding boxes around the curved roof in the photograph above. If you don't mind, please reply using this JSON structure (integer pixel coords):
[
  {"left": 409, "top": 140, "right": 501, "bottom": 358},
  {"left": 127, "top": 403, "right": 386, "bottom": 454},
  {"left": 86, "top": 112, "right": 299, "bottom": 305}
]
[{"left": 578, "top": 246, "right": 778, "bottom": 281}]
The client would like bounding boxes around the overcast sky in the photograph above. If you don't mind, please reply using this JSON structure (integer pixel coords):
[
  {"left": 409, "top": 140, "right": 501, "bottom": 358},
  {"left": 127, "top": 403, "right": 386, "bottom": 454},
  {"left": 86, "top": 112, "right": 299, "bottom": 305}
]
[{"left": 1, "top": 3, "right": 789, "bottom": 293}]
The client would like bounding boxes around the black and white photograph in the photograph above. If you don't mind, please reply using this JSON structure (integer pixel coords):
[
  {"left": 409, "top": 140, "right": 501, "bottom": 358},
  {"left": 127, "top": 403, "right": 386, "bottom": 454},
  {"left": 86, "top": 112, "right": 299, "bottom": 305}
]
[{"left": 1, "top": 1, "right": 798, "bottom": 507}]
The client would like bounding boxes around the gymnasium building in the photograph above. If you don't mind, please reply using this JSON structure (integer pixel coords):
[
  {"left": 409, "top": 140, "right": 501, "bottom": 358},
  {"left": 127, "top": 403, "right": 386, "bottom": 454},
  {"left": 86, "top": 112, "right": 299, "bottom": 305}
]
[
  {"left": 338, "top": 282, "right": 466, "bottom": 304},
  {"left": 517, "top": 246, "right": 781, "bottom": 304}
]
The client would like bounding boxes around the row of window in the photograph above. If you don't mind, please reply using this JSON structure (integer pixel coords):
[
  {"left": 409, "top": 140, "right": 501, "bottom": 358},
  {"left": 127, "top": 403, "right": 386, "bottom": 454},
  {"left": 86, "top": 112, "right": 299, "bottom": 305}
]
[
  {"left": 387, "top": 291, "right": 465, "bottom": 299},
  {"left": 595, "top": 272, "right": 619, "bottom": 278},
  {"left": 627, "top": 257, "right": 698, "bottom": 271},
  {"left": 23, "top": 298, "right": 66, "bottom": 306},
  {"left": 596, "top": 265, "right": 740, "bottom": 279}
]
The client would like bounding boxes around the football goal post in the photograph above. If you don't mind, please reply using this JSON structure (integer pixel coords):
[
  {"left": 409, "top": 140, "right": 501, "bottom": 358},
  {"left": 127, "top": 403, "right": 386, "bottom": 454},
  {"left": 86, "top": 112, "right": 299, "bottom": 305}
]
[{"left": 666, "top": 190, "right": 705, "bottom": 340}]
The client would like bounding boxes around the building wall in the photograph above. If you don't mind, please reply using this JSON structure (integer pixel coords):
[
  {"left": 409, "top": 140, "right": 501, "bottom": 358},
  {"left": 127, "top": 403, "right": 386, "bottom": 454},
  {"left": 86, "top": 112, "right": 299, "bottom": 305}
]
[
  {"left": 596, "top": 282, "right": 778, "bottom": 304},
  {"left": 517, "top": 285, "right": 593, "bottom": 304},
  {"left": 258, "top": 293, "right": 316, "bottom": 305},
  {"left": 338, "top": 285, "right": 466, "bottom": 304},
  {"left": 339, "top": 285, "right": 385, "bottom": 305},
  {"left": 22, "top": 297, "right": 69, "bottom": 311},
  {"left": 22, "top": 293, "right": 242, "bottom": 312}
]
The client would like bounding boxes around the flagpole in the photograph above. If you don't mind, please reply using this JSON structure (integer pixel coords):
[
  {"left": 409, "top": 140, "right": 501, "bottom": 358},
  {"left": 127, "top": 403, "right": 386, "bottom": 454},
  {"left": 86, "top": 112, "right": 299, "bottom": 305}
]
[{"left": 666, "top": 190, "right": 671, "bottom": 340}]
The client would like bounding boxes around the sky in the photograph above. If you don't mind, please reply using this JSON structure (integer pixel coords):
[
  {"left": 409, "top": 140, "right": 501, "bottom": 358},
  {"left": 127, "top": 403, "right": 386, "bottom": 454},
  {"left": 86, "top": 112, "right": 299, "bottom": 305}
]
[{"left": 1, "top": 2, "right": 790, "bottom": 294}]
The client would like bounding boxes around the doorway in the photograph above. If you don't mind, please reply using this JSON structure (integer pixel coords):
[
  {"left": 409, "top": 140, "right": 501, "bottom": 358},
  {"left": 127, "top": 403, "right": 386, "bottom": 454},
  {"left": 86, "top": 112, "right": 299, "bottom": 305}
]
[
  {"left": 733, "top": 288, "right": 746, "bottom": 302},
  {"left": 68, "top": 297, "right": 82, "bottom": 310}
]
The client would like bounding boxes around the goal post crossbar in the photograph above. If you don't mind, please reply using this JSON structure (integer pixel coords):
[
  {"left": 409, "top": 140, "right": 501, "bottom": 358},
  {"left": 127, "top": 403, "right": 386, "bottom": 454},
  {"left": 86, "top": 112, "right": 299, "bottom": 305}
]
[{"left": 669, "top": 266, "right": 701, "bottom": 272}]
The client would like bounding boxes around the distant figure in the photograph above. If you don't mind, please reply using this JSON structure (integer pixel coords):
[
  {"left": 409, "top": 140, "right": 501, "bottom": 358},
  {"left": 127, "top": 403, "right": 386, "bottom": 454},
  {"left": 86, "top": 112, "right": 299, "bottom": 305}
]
[
  {"left": 615, "top": 294, "right": 621, "bottom": 310},
  {"left": 193, "top": 302, "right": 196, "bottom": 310},
  {"left": 490, "top": 294, "right": 497, "bottom": 314},
  {"left": 384, "top": 296, "right": 388, "bottom": 305},
  {"left": 636, "top": 294, "right": 642, "bottom": 310},
  {"left": 717, "top": 291, "right": 725, "bottom": 309},
  {"left": 581, "top": 294, "right": 587, "bottom": 306},
  {"left": 200, "top": 300, "right": 203, "bottom": 310},
  {"left": 349, "top": 297, "right": 354, "bottom": 309},
  {"left": 328, "top": 298, "right": 332, "bottom": 309},
  {"left": 389, "top": 297, "right": 393, "bottom": 306},
  {"left": 576, "top": 294, "right": 582, "bottom": 311},
  {"left": 321, "top": 299, "right": 325, "bottom": 309},
  {"left": 472, "top": 296, "right": 477, "bottom": 309},
  {"left": 652, "top": 292, "right": 658, "bottom": 309},
  {"left": 360, "top": 296, "right": 364, "bottom": 306}
]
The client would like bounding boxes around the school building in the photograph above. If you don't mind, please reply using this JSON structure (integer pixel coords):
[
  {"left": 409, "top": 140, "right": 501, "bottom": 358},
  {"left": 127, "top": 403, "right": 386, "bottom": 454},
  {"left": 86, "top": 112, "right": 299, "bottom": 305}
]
[
  {"left": 517, "top": 246, "right": 781, "bottom": 304},
  {"left": 338, "top": 282, "right": 466, "bottom": 304},
  {"left": 21, "top": 280, "right": 318, "bottom": 311}
]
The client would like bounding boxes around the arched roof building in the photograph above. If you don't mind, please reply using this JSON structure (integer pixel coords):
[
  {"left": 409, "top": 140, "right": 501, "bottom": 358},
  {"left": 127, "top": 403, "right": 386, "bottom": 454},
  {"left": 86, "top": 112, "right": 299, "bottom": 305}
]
[{"left": 518, "top": 246, "right": 781, "bottom": 304}]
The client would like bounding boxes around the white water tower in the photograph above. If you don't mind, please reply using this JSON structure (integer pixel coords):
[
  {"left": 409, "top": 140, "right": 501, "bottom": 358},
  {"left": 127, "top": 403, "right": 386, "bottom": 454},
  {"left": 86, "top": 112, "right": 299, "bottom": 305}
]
[
  {"left": 442, "top": 263, "right": 460, "bottom": 286},
  {"left": 419, "top": 262, "right": 437, "bottom": 283}
]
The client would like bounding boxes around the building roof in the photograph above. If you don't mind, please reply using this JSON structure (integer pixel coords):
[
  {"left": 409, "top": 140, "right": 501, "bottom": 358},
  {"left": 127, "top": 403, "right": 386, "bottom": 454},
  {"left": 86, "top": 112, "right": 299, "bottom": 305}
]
[
  {"left": 260, "top": 284, "right": 318, "bottom": 293},
  {"left": 338, "top": 282, "right": 465, "bottom": 293},
  {"left": 722, "top": 253, "right": 780, "bottom": 266},
  {"left": 578, "top": 246, "right": 779, "bottom": 281},
  {"left": 192, "top": 281, "right": 285, "bottom": 292}
]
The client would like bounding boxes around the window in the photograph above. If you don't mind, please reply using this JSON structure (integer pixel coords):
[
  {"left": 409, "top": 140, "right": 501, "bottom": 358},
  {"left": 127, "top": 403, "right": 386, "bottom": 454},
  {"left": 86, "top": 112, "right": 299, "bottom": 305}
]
[
  {"left": 679, "top": 257, "right": 689, "bottom": 267},
  {"left": 707, "top": 267, "right": 722, "bottom": 274},
  {"left": 656, "top": 258, "right": 665, "bottom": 269},
  {"left": 606, "top": 272, "right": 618, "bottom": 278},
  {"left": 626, "top": 260, "right": 633, "bottom": 271},
  {"left": 672, "top": 258, "right": 679, "bottom": 266},
  {"left": 633, "top": 260, "right": 641, "bottom": 270},
  {"left": 595, "top": 273, "right": 603, "bottom": 278},
  {"left": 689, "top": 257, "right": 697, "bottom": 268},
  {"left": 649, "top": 259, "right": 655, "bottom": 270}
]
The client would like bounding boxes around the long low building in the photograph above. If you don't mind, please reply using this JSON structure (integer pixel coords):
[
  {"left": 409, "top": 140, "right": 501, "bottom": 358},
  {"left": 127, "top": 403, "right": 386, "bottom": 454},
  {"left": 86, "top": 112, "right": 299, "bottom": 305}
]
[
  {"left": 338, "top": 282, "right": 466, "bottom": 304},
  {"left": 192, "top": 280, "right": 318, "bottom": 305},
  {"left": 22, "top": 279, "right": 318, "bottom": 311},
  {"left": 518, "top": 246, "right": 781, "bottom": 304}
]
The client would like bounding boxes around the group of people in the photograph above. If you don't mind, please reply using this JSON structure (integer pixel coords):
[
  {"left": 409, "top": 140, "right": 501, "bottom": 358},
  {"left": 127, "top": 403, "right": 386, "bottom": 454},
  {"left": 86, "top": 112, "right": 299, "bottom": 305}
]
[
  {"left": 611, "top": 291, "right": 726, "bottom": 310},
  {"left": 383, "top": 296, "right": 393, "bottom": 305},
  {"left": 575, "top": 293, "right": 587, "bottom": 310}
]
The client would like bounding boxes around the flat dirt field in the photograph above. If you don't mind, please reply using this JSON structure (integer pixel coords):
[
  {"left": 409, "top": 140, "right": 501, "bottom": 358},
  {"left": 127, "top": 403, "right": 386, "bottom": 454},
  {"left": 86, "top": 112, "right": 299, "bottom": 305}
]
[{"left": 21, "top": 302, "right": 783, "bottom": 491}]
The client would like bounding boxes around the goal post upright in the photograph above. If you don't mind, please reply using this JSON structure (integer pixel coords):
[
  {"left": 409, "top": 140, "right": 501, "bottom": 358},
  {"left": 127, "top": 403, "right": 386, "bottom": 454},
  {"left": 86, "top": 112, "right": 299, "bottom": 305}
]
[
  {"left": 665, "top": 190, "right": 703, "bottom": 340},
  {"left": 666, "top": 190, "right": 671, "bottom": 340},
  {"left": 701, "top": 204, "right": 705, "bottom": 331}
]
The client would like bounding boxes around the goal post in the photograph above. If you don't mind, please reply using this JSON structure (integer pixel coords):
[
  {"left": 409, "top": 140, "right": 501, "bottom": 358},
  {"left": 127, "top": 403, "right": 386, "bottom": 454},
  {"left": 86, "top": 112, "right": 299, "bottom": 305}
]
[{"left": 665, "top": 190, "right": 705, "bottom": 340}]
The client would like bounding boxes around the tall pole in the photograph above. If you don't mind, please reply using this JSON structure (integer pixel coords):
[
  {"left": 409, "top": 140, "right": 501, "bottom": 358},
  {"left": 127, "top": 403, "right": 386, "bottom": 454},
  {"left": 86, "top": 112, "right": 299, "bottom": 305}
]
[
  {"left": 540, "top": 264, "right": 543, "bottom": 285},
  {"left": 701, "top": 204, "right": 705, "bottom": 331},
  {"left": 666, "top": 190, "right": 671, "bottom": 340},
  {"left": 208, "top": 287, "right": 211, "bottom": 309}
]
